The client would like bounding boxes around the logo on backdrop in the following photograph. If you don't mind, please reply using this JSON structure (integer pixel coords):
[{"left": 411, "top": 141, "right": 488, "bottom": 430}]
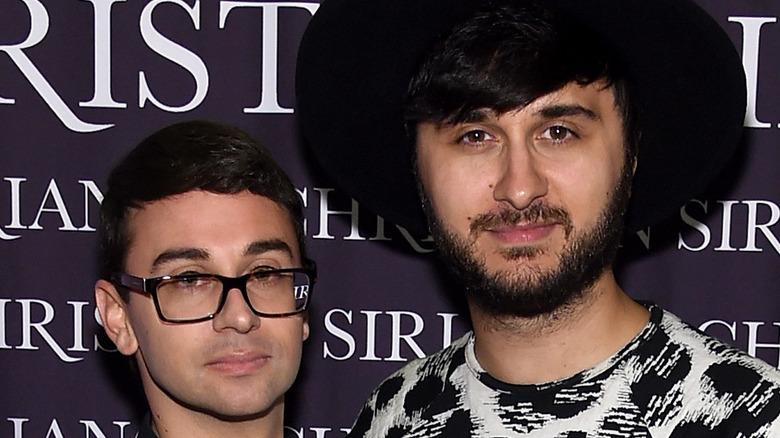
[
  {"left": 0, "top": 296, "right": 467, "bottom": 364},
  {"left": 0, "top": 5, "right": 778, "bottom": 132},
  {"left": 2, "top": 417, "right": 352, "bottom": 438},
  {"left": 0, "top": 177, "right": 102, "bottom": 242},
  {"left": 4, "top": 418, "right": 133, "bottom": 438},
  {"left": 284, "top": 426, "right": 351, "bottom": 438},
  {"left": 636, "top": 199, "right": 780, "bottom": 254},
  {"left": 0, "top": 179, "right": 436, "bottom": 251},
  {"left": 2, "top": 296, "right": 778, "bottom": 367},
  {"left": 0, "top": 0, "right": 320, "bottom": 132},
  {"left": 0, "top": 298, "right": 114, "bottom": 363},
  {"left": 3, "top": 177, "right": 778, "bottom": 256},
  {"left": 321, "top": 309, "right": 464, "bottom": 362}
]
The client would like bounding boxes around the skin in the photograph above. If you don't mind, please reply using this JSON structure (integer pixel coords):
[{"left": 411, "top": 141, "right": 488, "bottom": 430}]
[
  {"left": 416, "top": 81, "right": 649, "bottom": 384},
  {"left": 95, "top": 190, "right": 309, "bottom": 438}
]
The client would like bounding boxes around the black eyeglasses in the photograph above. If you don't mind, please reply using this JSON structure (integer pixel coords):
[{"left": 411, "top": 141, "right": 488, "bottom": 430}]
[{"left": 110, "top": 262, "right": 316, "bottom": 323}]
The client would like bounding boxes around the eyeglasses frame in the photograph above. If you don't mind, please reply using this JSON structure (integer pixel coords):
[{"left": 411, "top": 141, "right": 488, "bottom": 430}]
[{"left": 110, "top": 262, "right": 316, "bottom": 323}]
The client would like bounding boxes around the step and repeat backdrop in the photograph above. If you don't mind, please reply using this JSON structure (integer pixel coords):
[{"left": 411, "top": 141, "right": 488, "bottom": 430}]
[{"left": 1, "top": 1, "right": 778, "bottom": 437}]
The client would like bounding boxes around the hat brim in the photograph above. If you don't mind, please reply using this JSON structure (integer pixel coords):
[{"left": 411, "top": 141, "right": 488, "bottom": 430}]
[{"left": 296, "top": 0, "right": 746, "bottom": 235}]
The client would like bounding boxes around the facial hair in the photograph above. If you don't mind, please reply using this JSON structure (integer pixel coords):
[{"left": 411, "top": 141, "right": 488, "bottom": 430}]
[{"left": 423, "top": 161, "right": 633, "bottom": 319}]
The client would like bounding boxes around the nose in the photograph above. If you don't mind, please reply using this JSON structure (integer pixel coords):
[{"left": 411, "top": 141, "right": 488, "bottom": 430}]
[
  {"left": 491, "top": 143, "right": 548, "bottom": 211},
  {"left": 212, "top": 288, "right": 261, "bottom": 333}
]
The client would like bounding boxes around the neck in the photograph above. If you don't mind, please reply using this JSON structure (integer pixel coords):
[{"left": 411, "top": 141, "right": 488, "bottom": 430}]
[
  {"left": 469, "top": 269, "right": 649, "bottom": 385},
  {"left": 137, "top": 370, "right": 285, "bottom": 438},
  {"left": 149, "top": 406, "right": 284, "bottom": 438}
]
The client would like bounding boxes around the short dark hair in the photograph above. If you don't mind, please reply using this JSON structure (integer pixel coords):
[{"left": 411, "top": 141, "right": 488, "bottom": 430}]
[
  {"left": 405, "top": 1, "right": 639, "bottom": 164},
  {"left": 98, "top": 120, "right": 306, "bottom": 282}
]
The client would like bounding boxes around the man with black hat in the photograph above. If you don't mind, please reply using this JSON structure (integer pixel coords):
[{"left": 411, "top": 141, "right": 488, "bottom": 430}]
[{"left": 296, "top": 0, "right": 780, "bottom": 436}]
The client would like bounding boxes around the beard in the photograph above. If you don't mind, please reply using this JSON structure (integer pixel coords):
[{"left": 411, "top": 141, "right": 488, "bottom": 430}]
[{"left": 423, "top": 161, "right": 633, "bottom": 319}]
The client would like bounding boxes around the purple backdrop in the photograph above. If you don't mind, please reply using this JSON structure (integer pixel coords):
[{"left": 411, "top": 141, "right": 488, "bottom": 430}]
[{"left": 0, "top": 1, "right": 778, "bottom": 437}]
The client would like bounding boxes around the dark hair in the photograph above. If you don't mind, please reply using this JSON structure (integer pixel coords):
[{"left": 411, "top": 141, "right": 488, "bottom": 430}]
[
  {"left": 405, "top": 1, "right": 639, "bottom": 163},
  {"left": 99, "top": 120, "right": 306, "bottom": 282}
]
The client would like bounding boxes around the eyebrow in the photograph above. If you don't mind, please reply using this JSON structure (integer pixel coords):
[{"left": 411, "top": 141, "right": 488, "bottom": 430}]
[
  {"left": 152, "top": 248, "right": 210, "bottom": 269},
  {"left": 535, "top": 104, "right": 600, "bottom": 121},
  {"left": 458, "top": 108, "right": 495, "bottom": 124},
  {"left": 245, "top": 239, "right": 293, "bottom": 257},
  {"left": 150, "top": 239, "right": 294, "bottom": 270},
  {"left": 440, "top": 108, "right": 498, "bottom": 127},
  {"left": 439, "top": 104, "right": 599, "bottom": 128}
]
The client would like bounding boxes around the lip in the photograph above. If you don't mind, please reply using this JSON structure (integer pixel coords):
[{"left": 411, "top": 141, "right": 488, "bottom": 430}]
[
  {"left": 485, "top": 222, "right": 559, "bottom": 244},
  {"left": 206, "top": 352, "right": 270, "bottom": 375}
]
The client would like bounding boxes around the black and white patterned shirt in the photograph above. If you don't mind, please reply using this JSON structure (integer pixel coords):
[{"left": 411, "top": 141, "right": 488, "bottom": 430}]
[{"left": 348, "top": 305, "right": 780, "bottom": 437}]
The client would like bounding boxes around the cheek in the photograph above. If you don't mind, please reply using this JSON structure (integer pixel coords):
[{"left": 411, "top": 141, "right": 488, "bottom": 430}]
[
  {"left": 127, "top": 303, "right": 200, "bottom": 364},
  {"left": 134, "top": 324, "right": 187, "bottom": 363},
  {"left": 132, "top": 324, "right": 196, "bottom": 390},
  {"left": 271, "top": 319, "right": 306, "bottom": 355},
  {"left": 555, "top": 162, "right": 620, "bottom": 224},
  {"left": 126, "top": 301, "right": 161, "bottom": 348},
  {"left": 423, "top": 162, "right": 490, "bottom": 218},
  {"left": 268, "top": 322, "right": 305, "bottom": 384}
]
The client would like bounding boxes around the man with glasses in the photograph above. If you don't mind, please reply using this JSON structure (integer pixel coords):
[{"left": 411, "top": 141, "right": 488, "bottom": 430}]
[{"left": 94, "top": 120, "right": 314, "bottom": 438}]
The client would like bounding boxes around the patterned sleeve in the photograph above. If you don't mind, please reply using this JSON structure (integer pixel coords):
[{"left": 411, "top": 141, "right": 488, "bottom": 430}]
[{"left": 346, "top": 334, "right": 471, "bottom": 438}]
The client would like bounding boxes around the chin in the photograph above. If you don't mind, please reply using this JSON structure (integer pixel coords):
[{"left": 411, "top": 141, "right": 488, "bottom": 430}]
[{"left": 202, "top": 395, "right": 283, "bottom": 421}]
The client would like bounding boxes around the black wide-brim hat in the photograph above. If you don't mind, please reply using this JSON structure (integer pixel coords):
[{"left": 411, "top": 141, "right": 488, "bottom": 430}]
[{"left": 296, "top": 0, "right": 746, "bottom": 235}]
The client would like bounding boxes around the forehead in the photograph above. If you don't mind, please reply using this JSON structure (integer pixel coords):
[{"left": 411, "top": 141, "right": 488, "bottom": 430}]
[
  {"left": 424, "top": 80, "right": 620, "bottom": 129},
  {"left": 124, "top": 190, "right": 299, "bottom": 269}
]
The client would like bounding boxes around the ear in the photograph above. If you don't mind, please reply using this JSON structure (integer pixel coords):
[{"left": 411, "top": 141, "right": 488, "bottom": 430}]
[
  {"left": 95, "top": 279, "right": 139, "bottom": 356},
  {"left": 301, "top": 312, "right": 310, "bottom": 342}
]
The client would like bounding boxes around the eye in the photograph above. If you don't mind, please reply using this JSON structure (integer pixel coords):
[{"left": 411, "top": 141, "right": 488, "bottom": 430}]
[
  {"left": 178, "top": 277, "right": 205, "bottom": 287},
  {"left": 249, "top": 269, "right": 289, "bottom": 289},
  {"left": 165, "top": 274, "right": 215, "bottom": 293},
  {"left": 249, "top": 265, "right": 282, "bottom": 279},
  {"left": 250, "top": 264, "right": 279, "bottom": 273},
  {"left": 171, "top": 271, "right": 208, "bottom": 285},
  {"left": 457, "top": 129, "right": 496, "bottom": 146},
  {"left": 540, "top": 125, "right": 577, "bottom": 143}
]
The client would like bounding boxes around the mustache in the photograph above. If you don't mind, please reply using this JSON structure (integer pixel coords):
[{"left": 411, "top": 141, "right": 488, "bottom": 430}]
[{"left": 469, "top": 203, "right": 573, "bottom": 238}]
